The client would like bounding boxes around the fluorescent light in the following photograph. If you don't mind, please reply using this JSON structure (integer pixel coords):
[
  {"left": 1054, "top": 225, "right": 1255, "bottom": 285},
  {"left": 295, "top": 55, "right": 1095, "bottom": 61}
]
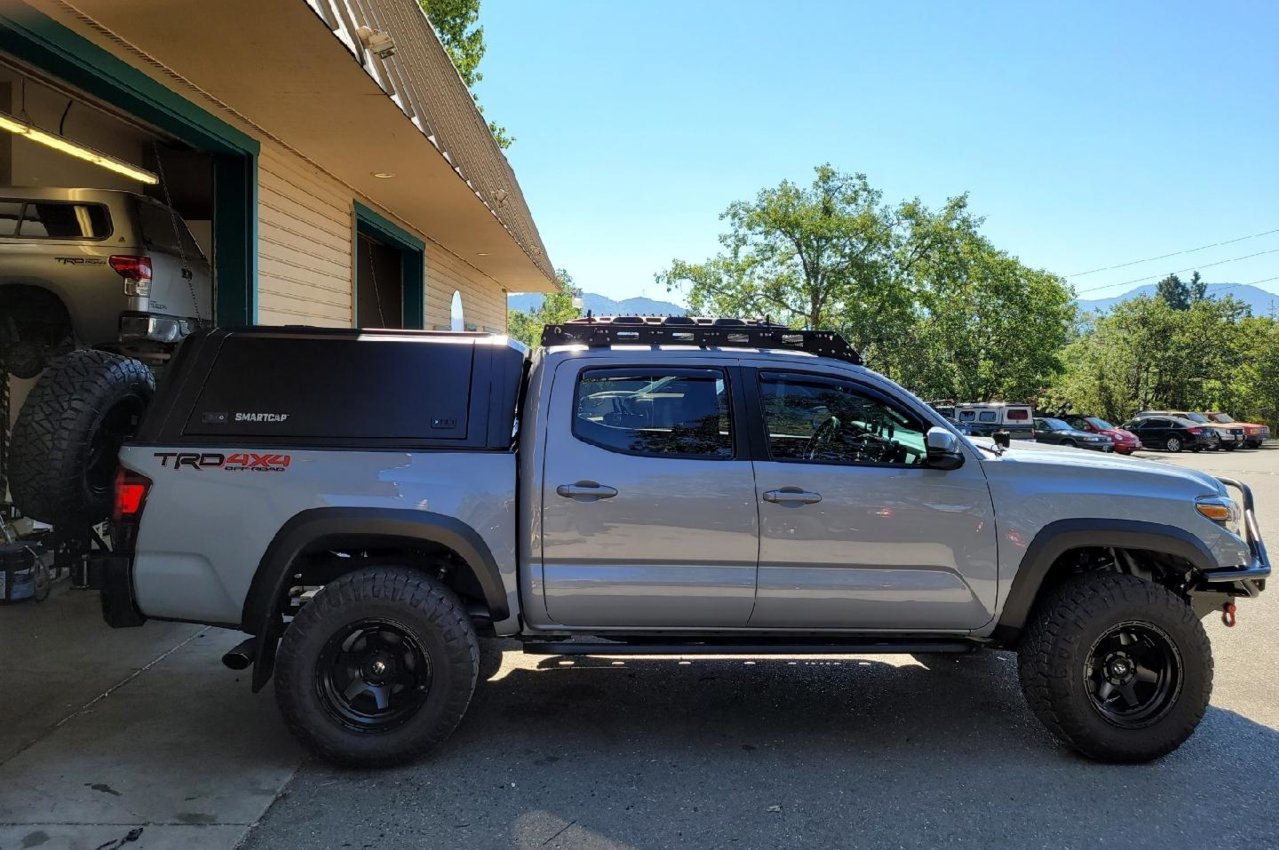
[{"left": 0, "top": 111, "right": 159, "bottom": 185}]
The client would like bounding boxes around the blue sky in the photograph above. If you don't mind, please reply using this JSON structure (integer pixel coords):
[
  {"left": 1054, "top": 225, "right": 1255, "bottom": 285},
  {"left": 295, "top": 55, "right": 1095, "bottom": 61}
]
[{"left": 478, "top": 1, "right": 1279, "bottom": 303}]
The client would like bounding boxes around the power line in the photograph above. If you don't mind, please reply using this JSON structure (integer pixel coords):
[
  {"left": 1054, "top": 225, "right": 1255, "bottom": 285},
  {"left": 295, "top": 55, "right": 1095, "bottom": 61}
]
[
  {"left": 1068, "top": 227, "right": 1279, "bottom": 277},
  {"left": 1074, "top": 248, "right": 1279, "bottom": 296}
]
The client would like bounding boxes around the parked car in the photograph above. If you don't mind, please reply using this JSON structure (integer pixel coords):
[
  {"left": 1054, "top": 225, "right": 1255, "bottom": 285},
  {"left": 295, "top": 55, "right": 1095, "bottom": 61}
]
[
  {"left": 1, "top": 187, "right": 212, "bottom": 525},
  {"left": 1032, "top": 417, "right": 1114, "bottom": 451},
  {"left": 944, "top": 415, "right": 977, "bottom": 436},
  {"left": 1205, "top": 412, "right": 1270, "bottom": 448},
  {"left": 1062, "top": 415, "right": 1142, "bottom": 455},
  {"left": 92, "top": 318, "right": 1269, "bottom": 768},
  {"left": 1123, "top": 416, "right": 1219, "bottom": 453},
  {"left": 1134, "top": 411, "right": 1243, "bottom": 451},
  {"left": 954, "top": 401, "right": 1034, "bottom": 440}
]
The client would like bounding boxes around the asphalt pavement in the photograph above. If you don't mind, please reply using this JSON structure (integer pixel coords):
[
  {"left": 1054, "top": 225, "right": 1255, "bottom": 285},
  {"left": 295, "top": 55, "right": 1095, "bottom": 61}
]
[{"left": 241, "top": 446, "right": 1279, "bottom": 850}]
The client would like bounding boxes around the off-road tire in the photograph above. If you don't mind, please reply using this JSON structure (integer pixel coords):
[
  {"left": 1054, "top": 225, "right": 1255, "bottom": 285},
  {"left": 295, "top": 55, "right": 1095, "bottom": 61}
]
[
  {"left": 274, "top": 566, "right": 479, "bottom": 768},
  {"left": 1165, "top": 436, "right": 1183, "bottom": 453},
  {"left": 9, "top": 351, "right": 154, "bottom": 524},
  {"left": 1018, "top": 573, "right": 1212, "bottom": 763}
]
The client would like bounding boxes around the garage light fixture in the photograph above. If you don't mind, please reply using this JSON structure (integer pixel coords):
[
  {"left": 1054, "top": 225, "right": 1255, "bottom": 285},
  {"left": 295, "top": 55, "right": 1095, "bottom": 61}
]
[
  {"left": 0, "top": 111, "right": 159, "bottom": 185},
  {"left": 371, "top": 171, "right": 395, "bottom": 179}
]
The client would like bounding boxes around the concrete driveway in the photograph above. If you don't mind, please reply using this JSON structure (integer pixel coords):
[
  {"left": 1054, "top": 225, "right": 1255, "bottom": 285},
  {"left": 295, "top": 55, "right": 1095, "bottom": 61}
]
[{"left": 4, "top": 446, "right": 1278, "bottom": 849}]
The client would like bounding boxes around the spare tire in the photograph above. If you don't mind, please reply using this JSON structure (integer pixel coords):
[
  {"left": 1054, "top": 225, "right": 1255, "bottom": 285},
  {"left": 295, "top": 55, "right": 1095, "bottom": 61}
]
[{"left": 9, "top": 351, "right": 154, "bottom": 525}]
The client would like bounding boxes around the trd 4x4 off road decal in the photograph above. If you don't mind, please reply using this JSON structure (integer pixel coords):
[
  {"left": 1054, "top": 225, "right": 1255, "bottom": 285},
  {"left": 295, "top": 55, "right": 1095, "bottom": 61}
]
[{"left": 153, "top": 452, "right": 291, "bottom": 472}]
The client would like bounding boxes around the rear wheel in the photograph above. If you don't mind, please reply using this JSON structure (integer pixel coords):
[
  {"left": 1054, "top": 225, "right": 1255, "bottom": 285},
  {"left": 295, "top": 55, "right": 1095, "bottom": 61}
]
[
  {"left": 1018, "top": 573, "right": 1211, "bottom": 762},
  {"left": 1165, "top": 436, "right": 1183, "bottom": 453},
  {"left": 1060, "top": 439, "right": 1076, "bottom": 448},
  {"left": 274, "top": 566, "right": 479, "bottom": 768}
]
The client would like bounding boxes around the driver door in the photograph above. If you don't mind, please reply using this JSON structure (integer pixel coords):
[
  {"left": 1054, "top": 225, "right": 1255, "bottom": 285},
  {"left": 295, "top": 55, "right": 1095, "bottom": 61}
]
[{"left": 748, "top": 370, "right": 998, "bottom": 630}]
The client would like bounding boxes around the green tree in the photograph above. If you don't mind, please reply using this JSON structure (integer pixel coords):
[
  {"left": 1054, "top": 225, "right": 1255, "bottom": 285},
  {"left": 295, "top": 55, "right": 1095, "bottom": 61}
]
[
  {"left": 418, "top": 0, "right": 512, "bottom": 148},
  {"left": 506, "top": 269, "right": 580, "bottom": 347},
  {"left": 657, "top": 165, "right": 1074, "bottom": 401},
  {"left": 1156, "top": 271, "right": 1206, "bottom": 311}
]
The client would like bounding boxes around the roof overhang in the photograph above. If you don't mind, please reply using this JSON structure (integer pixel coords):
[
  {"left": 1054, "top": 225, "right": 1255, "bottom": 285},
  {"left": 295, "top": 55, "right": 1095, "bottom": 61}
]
[{"left": 17, "top": 0, "right": 556, "bottom": 292}]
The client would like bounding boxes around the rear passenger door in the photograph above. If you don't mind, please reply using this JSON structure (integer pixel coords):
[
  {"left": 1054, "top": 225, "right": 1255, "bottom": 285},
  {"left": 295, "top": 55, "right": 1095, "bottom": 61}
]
[{"left": 539, "top": 360, "right": 759, "bottom": 627}]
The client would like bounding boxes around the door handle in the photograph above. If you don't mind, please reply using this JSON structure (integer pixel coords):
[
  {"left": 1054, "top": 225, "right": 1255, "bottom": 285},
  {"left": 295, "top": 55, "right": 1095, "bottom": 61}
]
[
  {"left": 763, "top": 488, "right": 822, "bottom": 505},
  {"left": 556, "top": 481, "right": 618, "bottom": 499}
]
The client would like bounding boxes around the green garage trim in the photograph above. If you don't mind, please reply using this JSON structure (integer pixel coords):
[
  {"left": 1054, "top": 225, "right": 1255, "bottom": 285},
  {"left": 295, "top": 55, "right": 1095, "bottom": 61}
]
[
  {"left": 355, "top": 201, "right": 426, "bottom": 330},
  {"left": 0, "top": 9, "right": 260, "bottom": 324}
]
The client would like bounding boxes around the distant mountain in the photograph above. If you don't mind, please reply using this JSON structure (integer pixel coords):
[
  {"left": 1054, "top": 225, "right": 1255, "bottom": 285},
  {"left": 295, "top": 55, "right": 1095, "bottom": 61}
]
[
  {"left": 508, "top": 292, "right": 686, "bottom": 317},
  {"left": 1077, "top": 283, "right": 1279, "bottom": 316}
]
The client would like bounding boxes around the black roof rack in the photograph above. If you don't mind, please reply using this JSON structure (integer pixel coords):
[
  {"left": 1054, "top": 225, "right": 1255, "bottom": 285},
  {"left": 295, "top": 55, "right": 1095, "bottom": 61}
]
[{"left": 540, "top": 315, "right": 862, "bottom": 366}]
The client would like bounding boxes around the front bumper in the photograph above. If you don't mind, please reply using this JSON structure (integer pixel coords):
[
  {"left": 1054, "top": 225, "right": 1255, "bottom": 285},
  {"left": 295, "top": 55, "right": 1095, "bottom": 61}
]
[
  {"left": 86, "top": 553, "right": 146, "bottom": 627},
  {"left": 1198, "top": 477, "right": 1270, "bottom": 598}
]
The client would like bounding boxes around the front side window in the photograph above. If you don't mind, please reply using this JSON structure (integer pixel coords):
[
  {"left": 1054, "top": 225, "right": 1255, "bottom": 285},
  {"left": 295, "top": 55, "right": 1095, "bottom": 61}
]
[
  {"left": 573, "top": 368, "right": 732, "bottom": 458},
  {"left": 759, "top": 373, "right": 926, "bottom": 466}
]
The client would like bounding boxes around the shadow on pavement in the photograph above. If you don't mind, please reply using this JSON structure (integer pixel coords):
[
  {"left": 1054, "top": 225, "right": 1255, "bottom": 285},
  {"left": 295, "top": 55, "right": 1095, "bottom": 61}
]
[{"left": 242, "top": 651, "right": 1279, "bottom": 849}]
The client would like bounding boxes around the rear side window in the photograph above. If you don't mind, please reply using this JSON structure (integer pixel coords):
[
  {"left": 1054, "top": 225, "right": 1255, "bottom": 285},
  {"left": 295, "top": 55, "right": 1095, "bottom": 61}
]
[
  {"left": 1005, "top": 408, "right": 1030, "bottom": 421},
  {"left": 0, "top": 200, "right": 111, "bottom": 239},
  {"left": 978, "top": 411, "right": 997, "bottom": 423},
  {"left": 573, "top": 368, "right": 732, "bottom": 459},
  {"left": 138, "top": 201, "right": 204, "bottom": 259}
]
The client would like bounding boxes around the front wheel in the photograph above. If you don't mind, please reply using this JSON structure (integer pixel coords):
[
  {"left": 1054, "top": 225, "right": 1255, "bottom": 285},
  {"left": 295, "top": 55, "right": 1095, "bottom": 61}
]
[
  {"left": 1165, "top": 436, "right": 1183, "bottom": 453},
  {"left": 1060, "top": 439, "right": 1076, "bottom": 448},
  {"left": 274, "top": 566, "right": 479, "bottom": 768},
  {"left": 1018, "top": 573, "right": 1212, "bottom": 763},
  {"left": 1223, "top": 443, "right": 1239, "bottom": 452}
]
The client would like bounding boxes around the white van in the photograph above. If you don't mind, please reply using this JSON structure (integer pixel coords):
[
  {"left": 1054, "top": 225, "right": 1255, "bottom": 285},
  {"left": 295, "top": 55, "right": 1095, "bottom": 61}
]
[{"left": 954, "top": 402, "right": 1035, "bottom": 440}]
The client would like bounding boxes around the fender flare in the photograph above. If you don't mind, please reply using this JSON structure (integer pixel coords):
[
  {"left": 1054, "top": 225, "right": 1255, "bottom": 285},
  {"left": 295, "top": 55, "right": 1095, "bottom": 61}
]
[
  {"left": 242, "top": 507, "right": 508, "bottom": 691},
  {"left": 991, "top": 518, "right": 1216, "bottom": 645}
]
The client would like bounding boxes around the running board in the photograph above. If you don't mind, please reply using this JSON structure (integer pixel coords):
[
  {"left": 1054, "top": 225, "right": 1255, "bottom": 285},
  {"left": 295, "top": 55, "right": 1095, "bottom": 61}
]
[{"left": 522, "top": 640, "right": 976, "bottom": 656}]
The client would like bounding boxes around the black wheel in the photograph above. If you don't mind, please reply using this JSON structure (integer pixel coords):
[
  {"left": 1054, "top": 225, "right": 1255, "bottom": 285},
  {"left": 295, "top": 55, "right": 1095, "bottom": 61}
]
[
  {"left": 1165, "top": 436, "right": 1183, "bottom": 453},
  {"left": 8, "top": 351, "right": 154, "bottom": 524},
  {"left": 1223, "top": 443, "right": 1239, "bottom": 452},
  {"left": 1018, "top": 573, "right": 1212, "bottom": 763},
  {"left": 274, "top": 566, "right": 479, "bottom": 768},
  {"left": 1060, "top": 439, "right": 1076, "bottom": 448}
]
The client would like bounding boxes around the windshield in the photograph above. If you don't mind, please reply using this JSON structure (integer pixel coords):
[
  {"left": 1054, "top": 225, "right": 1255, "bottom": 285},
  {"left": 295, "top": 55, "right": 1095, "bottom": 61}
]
[
  {"left": 1185, "top": 412, "right": 1209, "bottom": 423},
  {"left": 1086, "top": 417, "right": 1114, "bottom": 430},
  {"left": 1040, "top": 417, "right": 1069, "bottom": 430},
  {"left": 1210, "top": 413, "right": 1234, "bottom": 423}
]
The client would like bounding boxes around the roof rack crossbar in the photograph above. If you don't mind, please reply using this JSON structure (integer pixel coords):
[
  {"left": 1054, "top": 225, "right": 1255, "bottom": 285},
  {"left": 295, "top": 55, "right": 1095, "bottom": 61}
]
[{"left": 540, "top": 316, "right": 861, "bottom": 365}]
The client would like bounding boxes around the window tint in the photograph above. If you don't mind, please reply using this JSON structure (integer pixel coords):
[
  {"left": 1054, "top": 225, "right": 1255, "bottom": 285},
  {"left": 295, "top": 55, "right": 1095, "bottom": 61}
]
[
  {"left": 1005, "top": 408, "right": 1030, "bottom": 421},
  {"left": 958, "top": 410, "right": 975, "bottom": 421},
  {"left": 573, "top": 369, "right": 732, "bottom": 458},
  {"left": 978, "top": 411, "right": 997, "bottom": 422},
  {"left": 138, "top": 201, "right": 201, "bottom": 258},
  {"left": 0, "top": 201, "right": 110, "bottom": 239},
  {"left": 0, "top": 201, "right": 21, "bottom": 236},
  {"left": 759, "top": 373, "right": 927, "bottom": 466}
]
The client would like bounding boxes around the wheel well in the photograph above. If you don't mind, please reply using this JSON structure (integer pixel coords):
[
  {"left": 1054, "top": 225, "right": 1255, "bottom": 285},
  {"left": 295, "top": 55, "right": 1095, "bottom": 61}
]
[
  {"left": 0, "top": 285, "right": 73, "bottom": 342},
  {"left": 279, "top": 535, "right": 496, "bottom": 632},
  {"left": 1037, "top": 546, "right": 1199, "bottom": 607}
]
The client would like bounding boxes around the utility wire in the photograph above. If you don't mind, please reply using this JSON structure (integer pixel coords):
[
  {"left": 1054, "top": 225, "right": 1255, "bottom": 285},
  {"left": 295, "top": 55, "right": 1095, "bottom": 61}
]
[
  {"left": 1068, "top": 227, "right": 1279, "bottom": 277},
  {"left": 1074, "top": 248, "right": 1279, "bottom": 296}
]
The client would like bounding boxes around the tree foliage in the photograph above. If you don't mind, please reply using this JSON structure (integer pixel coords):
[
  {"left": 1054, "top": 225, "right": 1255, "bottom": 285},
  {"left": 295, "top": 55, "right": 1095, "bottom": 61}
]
[
  {"left": 656, "top": 165, "right": 1075, "bottom": 402},
  {"left": 1155, "top": 271, "right": 1206, "bottom": 310},
  {"left": 418, "top": 0, "right": 512, "bottom": 148},
  {"left": 507, "top": 269, "right": 581, "bottom": 347},
  {"left": 1045, "top": 291, "right": 1275, "bottom": 424}
]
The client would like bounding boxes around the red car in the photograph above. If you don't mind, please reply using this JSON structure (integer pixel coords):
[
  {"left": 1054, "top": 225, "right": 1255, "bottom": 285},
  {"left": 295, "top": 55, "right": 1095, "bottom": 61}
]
[{"left": 1064, "top": 415, "right": 1142, "bottom": 454}]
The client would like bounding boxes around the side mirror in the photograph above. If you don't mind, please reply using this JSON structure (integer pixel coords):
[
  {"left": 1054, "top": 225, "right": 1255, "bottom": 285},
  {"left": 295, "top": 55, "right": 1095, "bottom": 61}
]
[{"left": 926, "top": 426, "right": 965, "bottom": 470}]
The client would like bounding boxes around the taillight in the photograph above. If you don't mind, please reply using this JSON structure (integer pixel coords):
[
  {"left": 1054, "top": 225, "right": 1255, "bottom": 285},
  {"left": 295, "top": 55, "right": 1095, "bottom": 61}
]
[
  {"left": 1187, "top": 428, "right": 1203, "bottom": 435},
  {"left": 110, "top": 255, "right": 152, "bottom": 297},
  {"left": 113, "top": 467, "right": 151, "bottom": 521}
]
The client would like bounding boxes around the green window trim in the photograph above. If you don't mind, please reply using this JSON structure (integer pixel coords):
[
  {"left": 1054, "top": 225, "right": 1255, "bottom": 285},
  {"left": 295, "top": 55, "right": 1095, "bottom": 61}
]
[{"left": 354, "top": 201, "right": 425, "bottom": 330}]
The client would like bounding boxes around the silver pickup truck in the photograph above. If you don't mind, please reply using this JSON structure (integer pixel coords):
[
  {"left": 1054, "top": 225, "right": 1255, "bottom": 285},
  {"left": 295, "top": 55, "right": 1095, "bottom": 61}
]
[{"left": 92, "top": 318, "right": 1269, "bottom": 767}]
